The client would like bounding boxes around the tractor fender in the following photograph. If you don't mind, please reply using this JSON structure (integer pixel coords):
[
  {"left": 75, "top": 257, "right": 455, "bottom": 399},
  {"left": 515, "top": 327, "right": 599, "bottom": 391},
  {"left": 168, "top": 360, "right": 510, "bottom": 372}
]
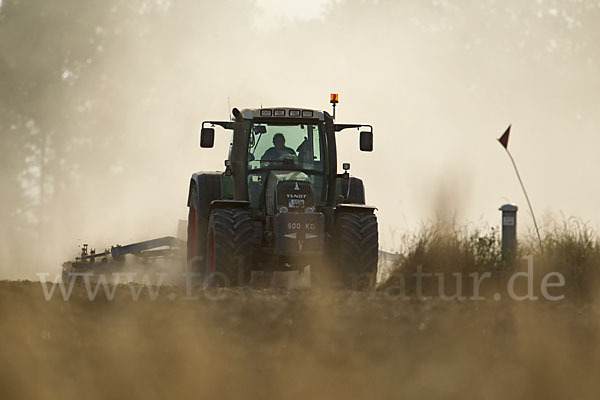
[
  {"left": 335, "top": 204, "right": 377, "bottom": 213},
  {"left": 336, "top": 176, "right": 367, "bottom": 205},
  {"left": 209, "top": 200, "right": 251, "bottom": 212},
  {"left": 187, "top": 172, "right": 223, "bottom": 219}
]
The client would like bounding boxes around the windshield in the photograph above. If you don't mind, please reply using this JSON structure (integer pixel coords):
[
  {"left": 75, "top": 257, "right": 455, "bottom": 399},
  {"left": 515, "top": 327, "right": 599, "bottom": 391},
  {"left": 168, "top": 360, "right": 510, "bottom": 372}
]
[
  {"left": 246, "top": 122, "right": 328, "bottom": 210},
  {"left": 248, "top": 123, "right": 324, "bottom": 172}
]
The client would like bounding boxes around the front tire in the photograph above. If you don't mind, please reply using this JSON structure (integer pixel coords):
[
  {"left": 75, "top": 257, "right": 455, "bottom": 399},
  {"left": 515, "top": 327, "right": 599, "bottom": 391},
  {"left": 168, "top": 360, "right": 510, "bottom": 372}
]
[
  {"left": 205, "top": 208, "right": 256, "bottom": 287},
  {"left": 336, "top": 211, "right": 379, "bottom": 289}
]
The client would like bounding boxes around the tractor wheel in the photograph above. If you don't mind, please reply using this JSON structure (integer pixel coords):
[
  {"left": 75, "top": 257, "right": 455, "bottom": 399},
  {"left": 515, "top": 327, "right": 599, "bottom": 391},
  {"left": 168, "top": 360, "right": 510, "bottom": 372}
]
[
  {"left": 205, "top": 208, "right": 256, "bottom": 287},
  {"left": 187, "top": 187, "right": 207, "bottom": 278},
  {"left": 336, "top": 211, "right": 379, "bottom": 289}
]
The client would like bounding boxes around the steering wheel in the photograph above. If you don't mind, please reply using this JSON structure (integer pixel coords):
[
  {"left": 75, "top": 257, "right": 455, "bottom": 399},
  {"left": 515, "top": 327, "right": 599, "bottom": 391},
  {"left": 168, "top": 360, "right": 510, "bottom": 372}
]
[{"left": 260, "top": 153, "right": 297, "bottom": 168}]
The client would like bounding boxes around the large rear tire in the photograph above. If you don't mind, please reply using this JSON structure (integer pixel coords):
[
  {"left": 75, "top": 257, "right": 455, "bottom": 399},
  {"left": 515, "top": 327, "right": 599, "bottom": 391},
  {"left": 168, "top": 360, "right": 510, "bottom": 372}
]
[
  {"left": 336, "top": 211, "right": 379, "bottom": 289},
  {"left": 205, "top": 208, "right": 256, "bottom": 287},
  {"left": 187, "top": 186, "right": 208, "bottom": 277}
]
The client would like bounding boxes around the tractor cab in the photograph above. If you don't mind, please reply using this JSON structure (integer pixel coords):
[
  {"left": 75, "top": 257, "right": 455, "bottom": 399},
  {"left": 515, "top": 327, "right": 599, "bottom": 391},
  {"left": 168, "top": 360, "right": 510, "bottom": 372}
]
[{"left": 245, "top": 113, "right": 328, "bottom": 214}]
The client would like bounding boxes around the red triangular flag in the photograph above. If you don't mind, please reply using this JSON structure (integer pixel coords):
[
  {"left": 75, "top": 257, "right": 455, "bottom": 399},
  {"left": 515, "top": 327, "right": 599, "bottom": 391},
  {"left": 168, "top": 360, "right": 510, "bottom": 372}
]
[{"left": 498, "top": 125, "right": 510, "bottom": 149}]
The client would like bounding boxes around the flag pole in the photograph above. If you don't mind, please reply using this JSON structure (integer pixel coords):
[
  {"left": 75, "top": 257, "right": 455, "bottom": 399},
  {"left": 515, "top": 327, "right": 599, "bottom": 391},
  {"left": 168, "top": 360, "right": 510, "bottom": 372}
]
[{"left": 498, "top": 125, "right": 543, "bottom": 251}]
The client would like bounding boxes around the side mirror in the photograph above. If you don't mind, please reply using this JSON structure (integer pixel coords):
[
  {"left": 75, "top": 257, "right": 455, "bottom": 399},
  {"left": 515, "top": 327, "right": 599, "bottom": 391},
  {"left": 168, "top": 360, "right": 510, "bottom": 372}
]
[
  {"left": 200, "top": 127, "right": 215, "bottom": 148},
  {"left": 359, "top": 131, "right": 373, "bottom": 152}
]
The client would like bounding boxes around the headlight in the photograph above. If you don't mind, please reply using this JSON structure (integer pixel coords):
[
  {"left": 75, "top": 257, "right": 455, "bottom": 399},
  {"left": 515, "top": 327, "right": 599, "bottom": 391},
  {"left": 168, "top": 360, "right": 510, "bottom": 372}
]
[
  {"left": 278, "top": 206, "right": 288, "bottom": 213},
  {"left": 305, "top": 207, "right": 315, "bottom": 213}
]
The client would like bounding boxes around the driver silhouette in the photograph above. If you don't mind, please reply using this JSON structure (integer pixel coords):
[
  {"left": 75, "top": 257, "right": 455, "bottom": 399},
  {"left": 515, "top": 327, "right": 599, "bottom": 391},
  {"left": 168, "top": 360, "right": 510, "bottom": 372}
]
[{"left": 262, "top": 133, "right": 296, "bottom": 161}]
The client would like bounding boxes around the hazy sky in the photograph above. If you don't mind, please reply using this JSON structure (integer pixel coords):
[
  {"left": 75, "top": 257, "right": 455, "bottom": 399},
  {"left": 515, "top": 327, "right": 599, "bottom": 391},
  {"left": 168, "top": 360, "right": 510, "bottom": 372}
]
[
  {"left": 194, "top": 0, "right": 600, "bottom": 250},
  {"left": 2, "top": 0, "right": 599, "bottom": 276},
  {"left": 253, "top": 0, "right": 337, "bottom": 30}
]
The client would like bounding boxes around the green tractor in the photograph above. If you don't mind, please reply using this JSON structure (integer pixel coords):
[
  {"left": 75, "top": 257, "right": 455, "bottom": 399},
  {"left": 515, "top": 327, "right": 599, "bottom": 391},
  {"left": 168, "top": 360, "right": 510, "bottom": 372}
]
[{"left": 187, "top": 96, "right": 378, "bottom": 288}]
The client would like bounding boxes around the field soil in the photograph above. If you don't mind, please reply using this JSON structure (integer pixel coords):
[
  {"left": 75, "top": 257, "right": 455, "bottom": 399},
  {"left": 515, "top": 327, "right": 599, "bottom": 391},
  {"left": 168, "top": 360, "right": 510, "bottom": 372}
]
[{"left": 1, "top": 279, "right": 599, "bottom": 399}]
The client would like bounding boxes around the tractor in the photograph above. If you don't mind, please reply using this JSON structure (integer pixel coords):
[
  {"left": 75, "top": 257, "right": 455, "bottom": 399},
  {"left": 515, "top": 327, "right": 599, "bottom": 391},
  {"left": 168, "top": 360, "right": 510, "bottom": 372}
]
[{"left": 186, "top": 95, "right": 378, "bottom": 288}]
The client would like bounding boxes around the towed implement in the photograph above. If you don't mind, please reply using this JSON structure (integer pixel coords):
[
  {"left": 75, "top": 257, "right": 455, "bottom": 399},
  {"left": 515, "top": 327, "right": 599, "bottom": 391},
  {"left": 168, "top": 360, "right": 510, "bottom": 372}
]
[{"left": 62, "top": 236, "right": 185, "bottom": 282}]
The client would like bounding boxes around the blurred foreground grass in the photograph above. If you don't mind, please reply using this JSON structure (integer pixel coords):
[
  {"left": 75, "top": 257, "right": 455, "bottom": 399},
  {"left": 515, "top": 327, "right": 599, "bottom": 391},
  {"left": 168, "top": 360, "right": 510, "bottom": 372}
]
[
  {"left": 381, "top": 217, "right": 600, "bottom": 301},
  {"left": 0, "top": 280, "right": 599, "bottom": 399},
  {"left": 1, "top": 218, "right": 600, "bottom": 399}
]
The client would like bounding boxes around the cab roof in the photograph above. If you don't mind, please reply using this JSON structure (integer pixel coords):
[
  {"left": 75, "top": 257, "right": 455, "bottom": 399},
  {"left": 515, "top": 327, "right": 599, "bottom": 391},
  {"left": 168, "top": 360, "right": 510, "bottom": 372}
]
[{"left": 237, "top": 108, "right": 326, "bottom": 121}]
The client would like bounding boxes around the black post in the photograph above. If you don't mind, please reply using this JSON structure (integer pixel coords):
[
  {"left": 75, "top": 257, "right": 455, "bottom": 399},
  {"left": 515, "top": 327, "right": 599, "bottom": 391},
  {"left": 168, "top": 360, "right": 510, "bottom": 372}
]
[{"left": 499, "top": 204, "right": 518, "bottom": 263}]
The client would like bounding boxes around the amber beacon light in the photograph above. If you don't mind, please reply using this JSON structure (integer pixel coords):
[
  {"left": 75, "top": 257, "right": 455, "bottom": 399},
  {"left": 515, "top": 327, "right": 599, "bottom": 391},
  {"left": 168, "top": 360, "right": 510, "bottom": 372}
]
[{"left": 330, "top": 93, "right": 339, "bottom": 119}]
